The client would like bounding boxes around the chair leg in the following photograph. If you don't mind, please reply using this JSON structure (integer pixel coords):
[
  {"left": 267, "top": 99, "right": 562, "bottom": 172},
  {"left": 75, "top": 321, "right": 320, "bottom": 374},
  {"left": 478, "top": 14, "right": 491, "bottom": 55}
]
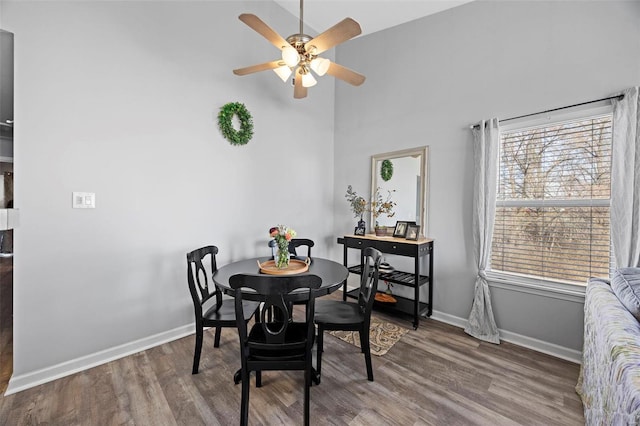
[
  {"left": 256, "top": 371, "right": 262, "bottom": 388},
  {"left": 213, "top": 326, "right": 222, "bottom": 348},
  {"left": 192, "top": 325, "right": 203, "bottom": 374},
  {"left": 316, "top": 327, "right": 324, "bottom": 384},
  {"left": 304, "top": 363, "right": 311, "bottom": 426},
  {"left": 240, "top": 368, "right": 250, "bottom": 426},
  {"left": 358, "top": 327, "right": 366, "bottom": 353},
  {"left": 318, "top": 327, "right": 324, "bottom": 354},
  {"left": 360, "top": 325, "right": 374, "bottom": 381}
]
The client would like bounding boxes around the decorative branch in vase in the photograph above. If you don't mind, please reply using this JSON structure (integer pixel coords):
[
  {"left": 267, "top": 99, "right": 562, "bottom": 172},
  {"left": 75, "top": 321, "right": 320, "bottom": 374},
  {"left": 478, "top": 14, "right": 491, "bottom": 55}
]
[
  {"left": 345, "top": 185, "right": 396, "bottom": 236},
  {"left": 345, "top": 185, "right": 368, "bottom": 235},
  {"left": 370, "top": 187, "right": 396, "bottom": 236}
]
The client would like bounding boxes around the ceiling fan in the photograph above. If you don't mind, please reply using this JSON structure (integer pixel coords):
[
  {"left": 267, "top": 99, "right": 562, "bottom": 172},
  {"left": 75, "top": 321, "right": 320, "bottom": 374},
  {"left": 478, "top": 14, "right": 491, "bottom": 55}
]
[{"left": 232, "top": 0, "right": 366, "bottom": 99}]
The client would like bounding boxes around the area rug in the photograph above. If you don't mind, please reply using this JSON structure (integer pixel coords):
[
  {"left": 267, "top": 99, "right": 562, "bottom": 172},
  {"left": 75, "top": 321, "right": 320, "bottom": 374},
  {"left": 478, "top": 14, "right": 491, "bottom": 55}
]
[{"left": 328, "top": 316, "right": 409, "bottom": 356}]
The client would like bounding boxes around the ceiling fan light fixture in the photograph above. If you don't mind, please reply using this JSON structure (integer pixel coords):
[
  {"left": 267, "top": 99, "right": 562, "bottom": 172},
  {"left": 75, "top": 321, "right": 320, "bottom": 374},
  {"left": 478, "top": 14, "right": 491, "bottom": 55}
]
[
  {"left": 273, "top": 65, "right": 292, "bottom": 82},
  {"left": 281, "top": 46, "right": 300, "bottom": 67},
  {"left": 301, "top": 70, "right": 317, "bottom": 88},
  {"left": 310, "top": 57, "right": 330, "bottom": 76}
]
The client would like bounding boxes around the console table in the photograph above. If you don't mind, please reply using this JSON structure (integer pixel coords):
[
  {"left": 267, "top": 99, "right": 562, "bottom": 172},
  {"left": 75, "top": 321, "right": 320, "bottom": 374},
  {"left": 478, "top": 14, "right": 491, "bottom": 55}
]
[{"left": 338, "top": 234, "right": 434, "bottom": 329}]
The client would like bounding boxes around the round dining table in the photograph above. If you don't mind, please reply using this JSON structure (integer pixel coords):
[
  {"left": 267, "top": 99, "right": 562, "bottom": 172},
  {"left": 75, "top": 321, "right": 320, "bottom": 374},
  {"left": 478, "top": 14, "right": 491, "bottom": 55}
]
[
  {"left": 213, "top": 257, "right": 349, "bottom": 298},
  {"left": 213, "top": 256, "right": 348, "bottom": 385}
]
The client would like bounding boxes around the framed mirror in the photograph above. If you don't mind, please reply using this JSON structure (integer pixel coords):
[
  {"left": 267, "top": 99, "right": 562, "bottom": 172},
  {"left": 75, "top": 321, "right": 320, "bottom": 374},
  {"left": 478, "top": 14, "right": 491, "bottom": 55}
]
[{"left": 370, "top": 146, "right": 429, "bottom": 236}]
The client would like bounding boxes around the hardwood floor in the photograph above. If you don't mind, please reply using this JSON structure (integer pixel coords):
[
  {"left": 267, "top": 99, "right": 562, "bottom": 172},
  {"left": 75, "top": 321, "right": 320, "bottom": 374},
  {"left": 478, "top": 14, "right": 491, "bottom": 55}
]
[{"left": 0, "top": 292, "right": 584, "bottom": 425}]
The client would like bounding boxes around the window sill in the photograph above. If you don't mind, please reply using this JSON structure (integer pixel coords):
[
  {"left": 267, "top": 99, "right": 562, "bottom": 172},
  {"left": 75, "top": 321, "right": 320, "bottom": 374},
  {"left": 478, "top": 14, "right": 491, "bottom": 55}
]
[{"left": 485, "top": 271, "right": 586, "bottom": 303}]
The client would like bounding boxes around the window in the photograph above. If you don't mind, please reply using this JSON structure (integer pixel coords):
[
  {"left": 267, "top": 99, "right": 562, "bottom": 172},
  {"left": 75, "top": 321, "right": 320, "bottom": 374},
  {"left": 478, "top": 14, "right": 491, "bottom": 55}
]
[{"left": 491, "top": 112, "right": 612, "bottom": 286}]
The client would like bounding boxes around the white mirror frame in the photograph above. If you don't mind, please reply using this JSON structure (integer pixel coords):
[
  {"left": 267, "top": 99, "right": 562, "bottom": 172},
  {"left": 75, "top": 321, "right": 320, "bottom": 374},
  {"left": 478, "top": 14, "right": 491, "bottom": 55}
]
[{"left": 370, "top": 146, "right": 429, "bottom": 236}]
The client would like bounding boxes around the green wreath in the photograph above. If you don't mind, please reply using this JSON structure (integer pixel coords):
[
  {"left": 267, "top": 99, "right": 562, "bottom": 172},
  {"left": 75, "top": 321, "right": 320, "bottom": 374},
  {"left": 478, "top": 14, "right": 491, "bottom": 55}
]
[
  {"left": 381, "top": 159, "right": 394, "bottom": 181},
  {"left": 218, "top": 102, "right": 253, "bottom": 146}
]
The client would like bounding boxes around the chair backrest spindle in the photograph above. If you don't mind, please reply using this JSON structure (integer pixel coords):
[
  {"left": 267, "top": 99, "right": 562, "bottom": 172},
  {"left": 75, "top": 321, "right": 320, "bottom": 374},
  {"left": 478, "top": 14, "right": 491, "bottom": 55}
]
[{"left": 358, "top": 247, "right": 382, "bottom": 315}]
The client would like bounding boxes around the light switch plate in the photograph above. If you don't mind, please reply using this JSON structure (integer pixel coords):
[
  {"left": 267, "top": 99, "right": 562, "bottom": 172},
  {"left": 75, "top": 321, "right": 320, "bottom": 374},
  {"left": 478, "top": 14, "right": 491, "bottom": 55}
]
[{"left": 73, "top": 192, "right": 95, "bottom": 209}]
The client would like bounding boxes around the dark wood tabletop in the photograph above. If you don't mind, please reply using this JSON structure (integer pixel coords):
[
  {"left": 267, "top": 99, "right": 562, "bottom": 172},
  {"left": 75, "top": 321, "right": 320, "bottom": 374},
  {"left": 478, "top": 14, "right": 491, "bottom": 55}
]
[{"left": 213, "top": 257, "right": 349, "bottom": 298}]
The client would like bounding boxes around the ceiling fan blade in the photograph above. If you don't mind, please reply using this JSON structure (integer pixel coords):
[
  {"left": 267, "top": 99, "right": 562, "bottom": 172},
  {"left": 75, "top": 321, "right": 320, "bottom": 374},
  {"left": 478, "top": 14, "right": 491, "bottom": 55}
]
[
  {"left": 326, "top": 62, "right": 366, "bottom": 86},
  {"left": 239, "top": 13, "right": 290, "bottom": 50},
  {"left": 305, "top": 18, "right": 361, "bottom": 55},
  {"left": 233, "top": 60, "right": 285, "bottom": 76},
  {"left": 294, "top": 70, "right": 308, "bottom": 99}
]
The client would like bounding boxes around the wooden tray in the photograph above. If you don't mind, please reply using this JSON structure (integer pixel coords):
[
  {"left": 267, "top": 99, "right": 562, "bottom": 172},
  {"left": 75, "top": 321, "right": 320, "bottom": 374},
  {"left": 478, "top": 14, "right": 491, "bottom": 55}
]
[
  {"left": 258, "top": 258, "right": 310, "bottom": 275},
  {"left": 374, "top": 293, "right": 397, "bottom": 304}
]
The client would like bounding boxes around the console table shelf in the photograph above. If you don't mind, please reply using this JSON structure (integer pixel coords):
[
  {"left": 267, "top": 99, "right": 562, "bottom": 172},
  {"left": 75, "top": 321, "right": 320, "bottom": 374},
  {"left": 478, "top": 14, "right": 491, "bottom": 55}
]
[
  {"left": 346, "top": 265, "right": 429, "bottom": 288},
  {"left": 344, "top": 288, "right": 431, "bottom": 322},
  {"left": 338, "top": 234, "right": 434, "bottom": 329}
]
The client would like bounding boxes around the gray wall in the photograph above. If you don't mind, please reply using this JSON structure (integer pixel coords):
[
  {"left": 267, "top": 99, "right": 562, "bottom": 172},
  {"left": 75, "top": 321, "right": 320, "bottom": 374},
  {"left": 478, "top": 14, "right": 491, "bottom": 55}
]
[
  {"left": 332, "top": 0, "right": 640, "bottom": 357},
  {"left": 3, "top": 0, "right": 336, "bottom": 387}
]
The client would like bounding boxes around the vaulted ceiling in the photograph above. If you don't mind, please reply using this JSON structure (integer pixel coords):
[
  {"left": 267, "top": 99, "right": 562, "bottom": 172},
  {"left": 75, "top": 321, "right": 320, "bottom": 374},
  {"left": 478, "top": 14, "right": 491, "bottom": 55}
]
[{"left": 273, "top": 0, "right": 474, "bottom": 36}]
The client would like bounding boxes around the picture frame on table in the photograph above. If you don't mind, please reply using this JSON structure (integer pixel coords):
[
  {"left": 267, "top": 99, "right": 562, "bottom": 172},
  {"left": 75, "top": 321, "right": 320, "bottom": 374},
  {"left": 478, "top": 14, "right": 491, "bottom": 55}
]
[
  {"left": 393, "top": 221, "right": 409, "bottom": 238},
  {"left": 405, "top": 224, "right": 420, "bottom": 240}
]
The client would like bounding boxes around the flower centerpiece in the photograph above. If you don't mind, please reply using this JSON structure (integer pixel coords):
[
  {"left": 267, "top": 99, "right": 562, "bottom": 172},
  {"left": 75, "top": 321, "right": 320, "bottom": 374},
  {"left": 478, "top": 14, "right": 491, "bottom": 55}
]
[
  {"left": 370, "top": 187, "right": 396, "bottom": 235},
  {"left": 269, "top": 225, "right": 296, "bottom": 269}
]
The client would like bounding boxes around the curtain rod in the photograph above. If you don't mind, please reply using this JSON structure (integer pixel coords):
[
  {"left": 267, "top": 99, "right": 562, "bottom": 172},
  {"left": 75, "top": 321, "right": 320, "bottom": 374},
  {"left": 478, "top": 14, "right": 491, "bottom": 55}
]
[{"left": 469, "top": 94, "right": 625, "bottom": 129}]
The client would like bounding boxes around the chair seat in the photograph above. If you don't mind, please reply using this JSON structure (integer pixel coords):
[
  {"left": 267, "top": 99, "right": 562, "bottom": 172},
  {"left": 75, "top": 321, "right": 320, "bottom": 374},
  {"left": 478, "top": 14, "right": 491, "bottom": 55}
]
[
  {"left": 314, "top": 300, "right": 364, "bottom": 326},
  {"left": 203, "top": 299, "right": 259, "bottom": 324},
  {"left": 248, "top": 322, "right": 312, "bottom": 360}
]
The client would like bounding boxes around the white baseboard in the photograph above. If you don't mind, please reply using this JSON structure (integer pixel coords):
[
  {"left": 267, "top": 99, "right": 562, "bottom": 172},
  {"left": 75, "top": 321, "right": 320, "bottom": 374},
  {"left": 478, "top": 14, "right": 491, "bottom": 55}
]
[
  {"left": 430, "top": 310, "right": 582, "bottom": 364},
  {"left": 498, "top": 328, "right": 582, "bottom": 364},
  {"left": 430, "top": 310, "right": 468, "bottom": 328},
  {"left": 5, "top": 324, "right": 194, "bottom": 395}
]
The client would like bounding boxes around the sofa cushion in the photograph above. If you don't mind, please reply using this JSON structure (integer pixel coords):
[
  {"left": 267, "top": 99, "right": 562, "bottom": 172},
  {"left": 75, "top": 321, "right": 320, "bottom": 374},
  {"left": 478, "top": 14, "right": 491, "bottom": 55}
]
[{"left": 611, "top": 268, "right": 640, "bottom": 321}]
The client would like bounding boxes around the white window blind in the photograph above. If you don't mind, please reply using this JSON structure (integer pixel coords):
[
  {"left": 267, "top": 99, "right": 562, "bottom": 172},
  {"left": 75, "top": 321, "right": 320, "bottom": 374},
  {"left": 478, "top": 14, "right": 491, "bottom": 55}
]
[{"left": 491, "top": 114, "right": 612, "bottom": 285}]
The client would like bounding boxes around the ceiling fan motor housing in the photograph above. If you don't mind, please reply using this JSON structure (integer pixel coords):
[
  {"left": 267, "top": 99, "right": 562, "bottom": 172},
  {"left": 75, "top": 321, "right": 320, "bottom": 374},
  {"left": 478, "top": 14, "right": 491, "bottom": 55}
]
[{"left": 286, "top": 34, "right": 318, "bottom": 66}]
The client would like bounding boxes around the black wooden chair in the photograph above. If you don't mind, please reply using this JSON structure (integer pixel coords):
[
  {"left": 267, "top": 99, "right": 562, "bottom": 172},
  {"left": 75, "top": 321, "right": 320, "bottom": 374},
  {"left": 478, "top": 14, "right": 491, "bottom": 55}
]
[
  {"left": 230, "top": 273, "right": 322, "bottom": 426},
  {"left": 268, "top": 238, "right": 315, "bottom": 259},
  {"left": 314, "top": 247, "right": 382, "bottom": 382},
  {"left": 187, "top": 246, "right": 260, "bottom": 374},
  {"left": 288, "top": 238, "right": 314, "bottom": 258}
]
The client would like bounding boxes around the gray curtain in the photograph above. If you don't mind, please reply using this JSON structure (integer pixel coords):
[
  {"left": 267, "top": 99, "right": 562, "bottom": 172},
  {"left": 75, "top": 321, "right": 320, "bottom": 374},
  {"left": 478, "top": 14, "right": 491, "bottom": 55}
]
[
  {"left": 465, "top": 118, "right": 500, "bottom": 344},
  {"left": 611, "top": 87, "right": 640, "bottom": 268}
]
